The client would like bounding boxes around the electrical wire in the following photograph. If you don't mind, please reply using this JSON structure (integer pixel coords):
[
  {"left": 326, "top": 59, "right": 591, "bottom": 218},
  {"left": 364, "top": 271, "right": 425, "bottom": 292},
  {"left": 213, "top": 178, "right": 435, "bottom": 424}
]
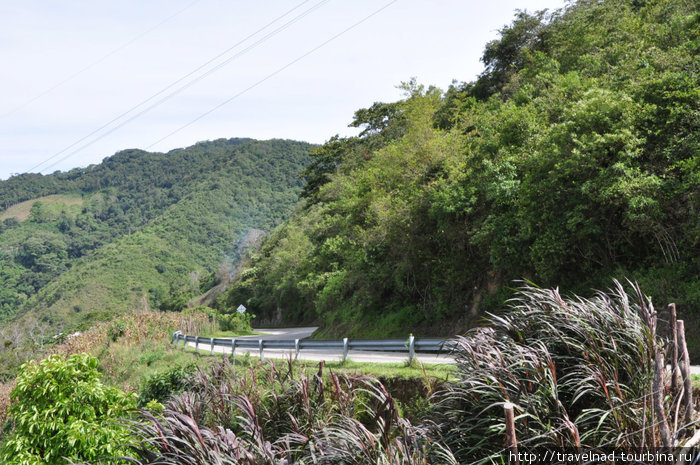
[
  {"left": 36, "top": 0, "right": 332, "bottom": 175},
  {"left": 0, "top": 0, "right": 202, "bottom": 121},
  {"left": 24, "top": 0, "right": 324, "bottom": 175},
  {"left": 146, "top": 0, "right": 401, "bottom": 150}
]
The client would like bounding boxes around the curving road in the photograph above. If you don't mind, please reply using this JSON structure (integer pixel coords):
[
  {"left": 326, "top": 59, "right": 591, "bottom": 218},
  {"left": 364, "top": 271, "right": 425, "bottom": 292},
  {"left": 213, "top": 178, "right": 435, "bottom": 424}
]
[{"left": 189, "top": 327, "right": 456, "bottom": 365}]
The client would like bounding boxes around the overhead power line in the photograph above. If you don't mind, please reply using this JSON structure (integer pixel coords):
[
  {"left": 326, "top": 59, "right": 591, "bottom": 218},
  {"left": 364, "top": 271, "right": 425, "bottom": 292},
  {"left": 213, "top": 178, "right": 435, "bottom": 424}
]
[
  {"left": 36, "top": 0, "right": 331, "bottom": 175},
  {"left": 147, "top": 0, "right": 401, "bottom": 150},
  {"left": 26, "top": 0, "right": 326, "bottom": 175},
  {"left": 1, "top": 0, "right": 202, "bottom": 121}
]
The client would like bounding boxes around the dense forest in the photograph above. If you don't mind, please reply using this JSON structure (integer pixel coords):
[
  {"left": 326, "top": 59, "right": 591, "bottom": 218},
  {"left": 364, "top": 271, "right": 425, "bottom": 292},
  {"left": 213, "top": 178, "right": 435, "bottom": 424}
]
[
  {"left": 220, "top": 0, "right": 699, "bottom": 354},
  {"left": 0, "top": 138, "right": 311, "bottom": 378}
]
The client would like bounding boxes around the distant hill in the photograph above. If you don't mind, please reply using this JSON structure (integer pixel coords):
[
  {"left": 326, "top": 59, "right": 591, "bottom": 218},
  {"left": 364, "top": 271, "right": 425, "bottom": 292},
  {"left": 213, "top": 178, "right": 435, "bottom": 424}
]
[{"left": 0, "top": 138, "right": 311, "bottom": 379}]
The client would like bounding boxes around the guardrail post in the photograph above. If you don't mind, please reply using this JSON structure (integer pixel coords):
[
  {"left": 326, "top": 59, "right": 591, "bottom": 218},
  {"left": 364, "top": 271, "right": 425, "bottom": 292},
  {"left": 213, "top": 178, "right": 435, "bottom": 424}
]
[
  {"left": 259, "top": 339, "right": 264, "bottom": 361},
  {"left": 342, "top": 338, "right": 349, "bottom": 363},
  {"left": 172, "top": 331, "right": 180, "bottom": 344},
  {"left": 210, "top": 338, "right": 215, "bottom": 355},
  {"left": 181, "top": 334, "right": 186, "bottom": 348},
  {"left": 408, "top": 335, "right": 415, "bottom": 363},
  {"left": 294, "top": 338, "right": 300, "bottom": 360},
  {"left": 195, "top": 336, "right": 200, "bottom": 352},
  {"left": 231, "top": 338, "right": 236, "bottom": 357}
]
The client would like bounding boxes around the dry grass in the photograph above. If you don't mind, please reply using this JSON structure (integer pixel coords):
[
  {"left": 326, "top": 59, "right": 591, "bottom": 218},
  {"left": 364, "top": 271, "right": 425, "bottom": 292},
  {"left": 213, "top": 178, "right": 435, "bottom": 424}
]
[
  {"left": 0, "top": 194, "right": 84, "bottom": 222},
  {"left": 0, "top": 380, "right": 15, "bottom": 421}
]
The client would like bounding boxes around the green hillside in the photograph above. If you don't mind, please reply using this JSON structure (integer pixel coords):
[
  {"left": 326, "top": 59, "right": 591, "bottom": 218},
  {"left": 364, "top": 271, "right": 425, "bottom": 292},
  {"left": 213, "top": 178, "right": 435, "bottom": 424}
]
[
  {"left": 220, "top": 0, "right": 700, "bottom": 355},
  {"left": 0, "top": 138, "right": 311, "bottom": 378}
]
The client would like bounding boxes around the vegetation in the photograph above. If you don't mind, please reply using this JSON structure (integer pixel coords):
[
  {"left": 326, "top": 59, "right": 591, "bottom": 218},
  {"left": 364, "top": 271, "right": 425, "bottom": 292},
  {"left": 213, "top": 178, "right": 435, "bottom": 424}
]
[
  {"left": 0, "top": 138, "right": 310, "bottom": 324},
  {"left": 0, "top": 0, "right": 698, "bottom": 461},
  {"left": 0, "top": 138, "right": 311, "bottom": 379},
  {"left": 0, "top": 354, "right": 136, "bottom": 465},
  {"left": 221, "top": 0, "right": 700, "bottom": 357},
  {"left": 0, "top": 283, "right": 692, "bottom": 463},
  {"left": 117, "top": 283, "right": 688, "bottom": 464},
  {"left": 434, "top": 282, "right": 665, "bottom": 463},
  {"left": 129, "top": 358, "right": 451, "bottom": 465}
]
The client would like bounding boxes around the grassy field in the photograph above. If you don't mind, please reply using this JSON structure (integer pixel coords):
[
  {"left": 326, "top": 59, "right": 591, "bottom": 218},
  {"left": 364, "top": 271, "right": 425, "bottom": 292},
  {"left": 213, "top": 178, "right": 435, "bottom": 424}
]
[{"left": 0, "top": 194, "right": 84, "bottom": 222}]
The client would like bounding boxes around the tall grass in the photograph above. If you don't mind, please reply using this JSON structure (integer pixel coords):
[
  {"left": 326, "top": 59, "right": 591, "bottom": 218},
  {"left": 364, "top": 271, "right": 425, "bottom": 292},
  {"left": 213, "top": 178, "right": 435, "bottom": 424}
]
[
  {"left": 431, "top": 281, "right": 670, "bottom": 463},
  {"left": 128, "top": 358, "right": 455, "bottom": 464}
]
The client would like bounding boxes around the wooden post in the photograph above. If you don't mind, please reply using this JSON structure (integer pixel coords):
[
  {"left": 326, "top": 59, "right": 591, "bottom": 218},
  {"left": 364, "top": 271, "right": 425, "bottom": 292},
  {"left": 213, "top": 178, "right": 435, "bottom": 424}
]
[
  {"left": 504, "top": 402, "right": 519, "bottom": 465},
  {"left": 653, "top": 350, "right": 673, "bottom": 450},
  {"left": 677, "top": 320, "right": 693, "bottom": 427},
  {"left": 669, "top": 303, "right": 680, "bottom": 393}
]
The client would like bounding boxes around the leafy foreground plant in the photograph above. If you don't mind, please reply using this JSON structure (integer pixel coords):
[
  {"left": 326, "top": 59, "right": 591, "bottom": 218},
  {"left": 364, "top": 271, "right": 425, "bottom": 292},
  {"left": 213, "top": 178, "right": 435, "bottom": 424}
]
[
  {"left": 128, "top": 358, "right": 455, "bottom": 465},
  {"left": 0, "top": 353, "right": 136, "bottom": 465},
  {"left": 431, "top": 281, "right": 678, "bottom": 464}
]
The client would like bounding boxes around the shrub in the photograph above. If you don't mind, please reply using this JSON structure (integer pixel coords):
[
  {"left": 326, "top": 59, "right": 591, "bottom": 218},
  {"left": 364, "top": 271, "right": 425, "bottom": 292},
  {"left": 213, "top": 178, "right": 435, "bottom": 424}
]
[
  {"left": 0, "top": 353, "right": 136, "bottom": 464},
  {"left": 217, "top": 310, "right": 254, "bottom": 332},
  {"left": 137, "top": 363, "right": 195, "bottom": 407}
]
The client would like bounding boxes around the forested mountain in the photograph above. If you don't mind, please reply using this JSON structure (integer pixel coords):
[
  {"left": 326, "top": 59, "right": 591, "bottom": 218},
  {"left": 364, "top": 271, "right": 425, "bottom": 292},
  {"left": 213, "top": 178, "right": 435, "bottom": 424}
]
[
  {"left": 220, "top": 0, "right": 699, "bottom": 355},
  {"left": 0, "top": 138, "right": 311, "bottom": 377}
]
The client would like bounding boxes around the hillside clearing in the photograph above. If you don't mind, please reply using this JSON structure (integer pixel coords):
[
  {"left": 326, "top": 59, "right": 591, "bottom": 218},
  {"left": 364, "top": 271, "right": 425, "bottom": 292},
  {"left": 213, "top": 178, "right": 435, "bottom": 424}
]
[{"left": 0, "top": 194, "right": 84, "bottom": 222}]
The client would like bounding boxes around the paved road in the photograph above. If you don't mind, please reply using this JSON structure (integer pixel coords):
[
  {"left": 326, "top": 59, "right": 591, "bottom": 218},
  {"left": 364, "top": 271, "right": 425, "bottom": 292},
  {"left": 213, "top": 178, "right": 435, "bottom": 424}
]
[
  {"left": 188, "top": 327, "right": 455, "bottom": 365},
  {"left": 245, "top": 327, "right": 317, "bottom": 340}
]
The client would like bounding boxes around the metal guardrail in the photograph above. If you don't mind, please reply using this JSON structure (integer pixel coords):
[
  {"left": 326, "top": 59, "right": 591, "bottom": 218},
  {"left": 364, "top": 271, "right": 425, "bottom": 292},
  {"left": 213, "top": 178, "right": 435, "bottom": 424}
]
[{"left": 171, "top": 331, "right": 450, "bottom": 363}]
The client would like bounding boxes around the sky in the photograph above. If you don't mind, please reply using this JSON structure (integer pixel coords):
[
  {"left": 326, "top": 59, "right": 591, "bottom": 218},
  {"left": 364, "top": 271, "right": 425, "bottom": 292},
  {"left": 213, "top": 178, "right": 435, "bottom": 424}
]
[{"left": 0, "top": 0, "right": 568, "bottom": 180}]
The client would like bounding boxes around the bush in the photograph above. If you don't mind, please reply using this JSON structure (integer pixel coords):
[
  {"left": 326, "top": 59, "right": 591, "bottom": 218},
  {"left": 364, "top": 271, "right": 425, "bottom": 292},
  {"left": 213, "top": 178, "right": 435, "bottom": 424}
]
[
  {"left": 137, "top": 364, "right": 195, "bottom": 407},
  {"left": 217, "top": 310, "right": 254, "bottom": 332},
  {"left": 0, "top": 353, "right": 136, "bottom": 464}
]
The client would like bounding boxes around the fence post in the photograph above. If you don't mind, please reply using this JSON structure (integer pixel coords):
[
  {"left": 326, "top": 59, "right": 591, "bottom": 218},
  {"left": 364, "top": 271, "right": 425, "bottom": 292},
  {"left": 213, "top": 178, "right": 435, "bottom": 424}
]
[
  {"left": 504, "top": 402, "right": 519, "bottom": 465},
  {"left": 677, "top": 320, "right": 693, "bottom": 426},
  {"left": 259, "top": 339, "right": 264, "bottom": 361},
  {"left": 669, "top": 303, "right": 680, "bottom": 393},
  {"left": 653, "top": 349, "right": 673, "bottom": 450},
  {"left": 210, "top": 338, "right": 215, "bottom": 355},
  {"left": 195, "top": 336, "right": 200, "bottom": 352},
  {"left": 408, "top": 335, "right": 415, "bottom": 364},
  {"left": 294, "top": 338, "right": 300, "bottom": 360},
  {"left": 342, "top": 338, "right": 349, "bottom": 363}
]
